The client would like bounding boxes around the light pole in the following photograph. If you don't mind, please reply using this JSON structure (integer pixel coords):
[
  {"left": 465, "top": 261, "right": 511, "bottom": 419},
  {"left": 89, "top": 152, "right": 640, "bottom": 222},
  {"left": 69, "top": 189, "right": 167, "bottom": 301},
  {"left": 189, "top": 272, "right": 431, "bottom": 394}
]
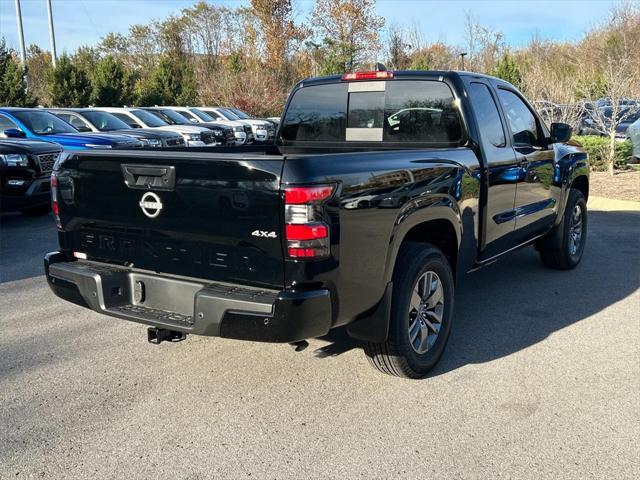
[
  {"left": 46, "top": 0, "right": 57, "bottom": 67},
  {"left": 14, "top": 0, "right": 26, "bottom": 64},
  {"left": 459, "top": 52, "right": 468, "bottom": 71}
]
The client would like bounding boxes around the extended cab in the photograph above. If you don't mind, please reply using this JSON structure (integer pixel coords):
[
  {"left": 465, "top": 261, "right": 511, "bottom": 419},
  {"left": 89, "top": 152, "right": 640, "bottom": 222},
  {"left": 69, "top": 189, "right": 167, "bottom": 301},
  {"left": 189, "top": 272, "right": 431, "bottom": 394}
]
[{"left": 44, "top": 70, "right": 589, "bottom": 378}]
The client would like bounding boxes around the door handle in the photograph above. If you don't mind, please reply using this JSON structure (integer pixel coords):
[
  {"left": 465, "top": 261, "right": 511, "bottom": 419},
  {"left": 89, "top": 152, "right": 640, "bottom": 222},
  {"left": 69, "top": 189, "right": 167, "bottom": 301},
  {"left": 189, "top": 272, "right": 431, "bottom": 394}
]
[{"left": 121, "top": 164, "right": 176, "bottom": 190}]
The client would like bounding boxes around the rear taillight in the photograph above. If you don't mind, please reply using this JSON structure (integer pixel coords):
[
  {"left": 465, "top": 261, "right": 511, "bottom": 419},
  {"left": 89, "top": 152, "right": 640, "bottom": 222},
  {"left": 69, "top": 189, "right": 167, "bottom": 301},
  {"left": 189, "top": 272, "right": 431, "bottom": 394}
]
[
  {"left": 284, "top": 185, "right": 334, "bottom": 259},
  {"left": 51, "top": 173, "right": 61, "bottom": 229},
  {"left": 342, "top": 71, "right": 394, "bottom": 81}
]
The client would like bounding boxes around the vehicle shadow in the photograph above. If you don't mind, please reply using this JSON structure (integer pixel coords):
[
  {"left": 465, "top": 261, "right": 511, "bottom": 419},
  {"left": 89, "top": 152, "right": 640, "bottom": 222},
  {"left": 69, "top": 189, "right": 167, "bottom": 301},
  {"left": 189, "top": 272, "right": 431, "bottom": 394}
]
[
  {"left": 313, "top": 210, "right": 640, "bottom": 375},
  {"left": 0, "top": 211, "right": 58, "bottom": 283}
]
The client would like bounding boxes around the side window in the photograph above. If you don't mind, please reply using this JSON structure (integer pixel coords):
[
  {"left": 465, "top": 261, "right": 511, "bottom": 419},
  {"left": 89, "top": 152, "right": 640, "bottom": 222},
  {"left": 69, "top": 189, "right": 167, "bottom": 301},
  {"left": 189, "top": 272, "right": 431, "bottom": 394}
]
[
  {"left": 112, "top": 113, "right": 137, "bottom": 128},
  {"left": 497, "top": 89, "right": 540, "bottom": 147},
  {"left": 56, "top": 113, "right": 90, "bottom": 131},
  {"left": 0, "top": 114, "right": 19, "bottom": 132},
  {"left": 468, "top": 83, "right": 506, "bottom": 147}
]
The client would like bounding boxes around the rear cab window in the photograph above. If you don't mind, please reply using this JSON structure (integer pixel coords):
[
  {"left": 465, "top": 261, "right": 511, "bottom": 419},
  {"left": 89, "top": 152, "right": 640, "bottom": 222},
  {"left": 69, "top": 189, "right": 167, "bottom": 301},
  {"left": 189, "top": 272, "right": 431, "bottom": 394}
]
[{"left": 281, "top": 79, "right": 464, "bottom": 147}]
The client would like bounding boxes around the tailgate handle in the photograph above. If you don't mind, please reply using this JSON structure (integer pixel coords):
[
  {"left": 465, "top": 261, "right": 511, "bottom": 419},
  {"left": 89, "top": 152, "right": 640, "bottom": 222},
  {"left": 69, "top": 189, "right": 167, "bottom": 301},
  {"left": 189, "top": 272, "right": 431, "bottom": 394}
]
[{"left": 121, "top": 164, "right": 176, "bottom": 191}]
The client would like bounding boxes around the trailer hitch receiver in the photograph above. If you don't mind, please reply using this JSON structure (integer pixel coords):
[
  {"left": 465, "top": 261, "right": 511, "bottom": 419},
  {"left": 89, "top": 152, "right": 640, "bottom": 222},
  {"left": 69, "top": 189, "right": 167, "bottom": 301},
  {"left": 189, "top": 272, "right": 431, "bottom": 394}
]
[{"left": 147, "top": 327, "right": 187, "bottom": 345}]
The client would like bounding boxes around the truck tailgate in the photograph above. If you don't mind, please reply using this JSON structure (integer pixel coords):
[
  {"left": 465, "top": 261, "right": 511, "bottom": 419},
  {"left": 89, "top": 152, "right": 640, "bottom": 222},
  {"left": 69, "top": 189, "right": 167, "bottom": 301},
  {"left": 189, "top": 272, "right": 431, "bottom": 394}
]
[{"left": 55, "top": 150, "right": 285, "bottom": 288}]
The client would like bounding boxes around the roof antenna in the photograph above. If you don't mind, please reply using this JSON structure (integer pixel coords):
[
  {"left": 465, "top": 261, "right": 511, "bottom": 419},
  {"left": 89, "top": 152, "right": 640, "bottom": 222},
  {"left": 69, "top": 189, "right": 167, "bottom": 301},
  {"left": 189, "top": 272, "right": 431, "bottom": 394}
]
[{"left": 374, "top": 62, "right": 387, "bottom": 72}]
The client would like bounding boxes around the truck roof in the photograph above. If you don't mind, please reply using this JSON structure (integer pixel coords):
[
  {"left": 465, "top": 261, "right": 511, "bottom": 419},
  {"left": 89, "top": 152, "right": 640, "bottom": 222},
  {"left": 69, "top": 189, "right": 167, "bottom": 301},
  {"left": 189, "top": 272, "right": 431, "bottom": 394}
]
[{"left": 299, "top": 70, "right": 509, "bottom": 88}]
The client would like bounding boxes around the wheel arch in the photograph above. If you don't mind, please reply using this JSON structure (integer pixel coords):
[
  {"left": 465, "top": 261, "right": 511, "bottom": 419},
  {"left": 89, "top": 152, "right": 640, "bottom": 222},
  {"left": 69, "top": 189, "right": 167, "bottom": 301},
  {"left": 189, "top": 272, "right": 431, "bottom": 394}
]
[{"left": 385, "top": 201, "right": 462, "bottom": 284}]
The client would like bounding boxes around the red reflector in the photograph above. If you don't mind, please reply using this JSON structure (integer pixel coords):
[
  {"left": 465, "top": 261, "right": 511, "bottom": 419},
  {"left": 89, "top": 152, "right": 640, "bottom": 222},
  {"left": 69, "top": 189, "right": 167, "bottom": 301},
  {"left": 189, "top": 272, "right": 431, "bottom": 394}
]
[
  {"left": 285, "top": 185, "right": 334, "bottom": 204},
  {"left": 50, "top": 174, "right": 58, "bottom": 188},
  {"left": 286, "top": 224, "right": 328, "bottom": 240},
  {"left": 52, "top": 201, "right": 59, "bottom": 215},
  {"left": 342, "top": 71, "right": 394, "bottom": 81}
]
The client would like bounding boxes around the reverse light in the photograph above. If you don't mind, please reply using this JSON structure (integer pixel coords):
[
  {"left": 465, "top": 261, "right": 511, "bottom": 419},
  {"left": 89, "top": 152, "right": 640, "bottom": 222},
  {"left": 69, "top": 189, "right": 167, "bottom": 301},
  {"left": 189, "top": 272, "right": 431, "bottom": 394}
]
[
  {"left": 284, "top": 185, "right": 334, "bottom": 260},
  {"left": 342, "top": 71, "right": 394, "bottom": 81}
]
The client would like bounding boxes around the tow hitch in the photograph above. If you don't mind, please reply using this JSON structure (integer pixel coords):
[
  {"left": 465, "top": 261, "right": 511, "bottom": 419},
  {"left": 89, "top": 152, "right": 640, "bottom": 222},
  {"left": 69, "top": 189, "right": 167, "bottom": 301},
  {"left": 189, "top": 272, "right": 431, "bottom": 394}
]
[{"left": 147, "top": 327, "right": 187, "bottom": 345}]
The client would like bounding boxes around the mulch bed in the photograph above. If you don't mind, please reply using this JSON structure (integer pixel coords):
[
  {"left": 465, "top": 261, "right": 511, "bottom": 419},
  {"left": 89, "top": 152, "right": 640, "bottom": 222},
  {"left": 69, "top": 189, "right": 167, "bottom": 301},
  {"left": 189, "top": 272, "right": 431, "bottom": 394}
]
[{"left": 589, "top": 170, "right": 640, "bottom": 202}]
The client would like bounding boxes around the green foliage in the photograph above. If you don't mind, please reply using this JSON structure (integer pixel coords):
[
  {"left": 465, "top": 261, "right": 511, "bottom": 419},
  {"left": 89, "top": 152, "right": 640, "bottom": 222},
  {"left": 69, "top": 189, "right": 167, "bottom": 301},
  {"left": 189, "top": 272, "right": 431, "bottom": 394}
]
[
  {"left": 0, "top": 39, "right": 36, "bottom": 106},
  {"left": 409, "top": 56, "right": 431, "bottom": 71},
  {"left": 135, "top": 57, "right": 197, "bottom": 106},
  {"left": 91, "top": 55, "right": 133, "bottom": 106},
  {"left": 574, "top": 76, "right": 608, "bottom": 100},
  {"left": 573, "top": 135, "right": 633, "bottom": 171},
  {"left": 47, "top": 54, "right": 92, "bottom": 107},
  {"left": 491, "top": 53, "right": 523, "bottom": 88}
]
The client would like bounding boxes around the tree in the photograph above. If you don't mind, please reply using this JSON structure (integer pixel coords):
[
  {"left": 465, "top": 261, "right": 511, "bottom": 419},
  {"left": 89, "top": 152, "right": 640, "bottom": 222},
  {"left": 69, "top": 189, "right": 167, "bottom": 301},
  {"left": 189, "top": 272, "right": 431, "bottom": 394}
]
[
  {"left": 463, "top": 12, "right": 505, "bottom": 73},
  {"left": 26, "top": 45, "right": 52, "bottom": 105},
  {"left": 578, "top": 2, "right": 640, "bottom": 174},
  {"left": 310, "top": 0, "right": 385, "bottom": 73},
  {"left": 136, "top": 57, "right": 197, "bottom": 106},
  {"left": 0, "top": 39, "right": 36, "bottom": 107},
  {"left": 251, "top": 0, "right": 306, "bottom": 76},
  {"left": 491, "top": 52, "right": 523, "bottom": 88},
  {"left": 47, "top": 54, "right": 92, "bottom": 107},
  {"left": 91, "top": 55, "right": 133, "bottom": 106},
  {"left": 385, "top": 25, "right": 411, "bottom": 70}
]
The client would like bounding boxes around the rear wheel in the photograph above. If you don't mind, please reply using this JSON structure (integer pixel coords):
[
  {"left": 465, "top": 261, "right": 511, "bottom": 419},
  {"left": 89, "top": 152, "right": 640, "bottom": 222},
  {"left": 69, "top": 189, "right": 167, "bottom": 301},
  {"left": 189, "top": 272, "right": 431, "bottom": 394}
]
[
  {"left": 538, "top": 188, "right": 587, "bottom": 270},
  {"left": 364, "top": 243, "right": 455, "bottom": 379}
]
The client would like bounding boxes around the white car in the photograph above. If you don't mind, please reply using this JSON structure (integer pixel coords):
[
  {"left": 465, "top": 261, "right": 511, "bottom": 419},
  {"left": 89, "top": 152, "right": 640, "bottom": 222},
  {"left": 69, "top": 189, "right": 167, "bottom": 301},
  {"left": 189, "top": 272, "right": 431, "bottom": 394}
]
[
  {"left": 94, "top": 107, "right": 217, "bottom": 147},
  {"left": 224, "top": 107, "right": 277, "bottom": 143},
  {"left": 167, "top": 106, "right": 253, "bottom": 146}
]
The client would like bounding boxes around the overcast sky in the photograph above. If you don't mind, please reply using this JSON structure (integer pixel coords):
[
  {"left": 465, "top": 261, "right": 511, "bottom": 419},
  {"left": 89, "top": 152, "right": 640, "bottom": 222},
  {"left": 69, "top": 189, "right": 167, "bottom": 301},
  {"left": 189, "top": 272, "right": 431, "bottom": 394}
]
[{"left": 0, "top": 0, "right": 618, "bottom": 54}]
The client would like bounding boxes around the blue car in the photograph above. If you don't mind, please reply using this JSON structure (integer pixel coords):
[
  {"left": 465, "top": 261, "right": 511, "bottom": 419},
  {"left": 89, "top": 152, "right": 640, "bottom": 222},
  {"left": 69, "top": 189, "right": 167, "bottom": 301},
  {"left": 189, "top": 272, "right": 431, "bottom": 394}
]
[{"left": 0, "top": 108, "right": 143, "bottom": 150}]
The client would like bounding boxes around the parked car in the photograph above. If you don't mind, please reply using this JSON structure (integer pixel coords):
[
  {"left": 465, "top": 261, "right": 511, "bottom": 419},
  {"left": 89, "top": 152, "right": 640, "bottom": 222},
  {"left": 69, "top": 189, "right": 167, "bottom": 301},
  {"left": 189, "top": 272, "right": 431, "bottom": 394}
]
[
  {"left": 628, "top": 117, "right": 640, "bottom": 161},
  {"left": 221, "top": 107, "right": 276, "bottom": 143},
  {"left": 141, "top": 107, "right": 236, "bottom": 146},
  {"left": 0, "top": 108, "right": 143, "bottom": 150},
  {"left": 580, "top": 105, "right": 640, "bottom": 138},
  {"left": 196, "top": 107, "right": 255, "bottom": 145},
  {"left": 1, "top": 138, "right": 62, "bottom": 215},
  {"left": 45, "top": 69, "right": 588, "bottom": 379},
  {"left": 94, "top": 107, "right": 216, "bottom": 147},
  {"left": 47, "top": 108, "right": 185, "bottom": 148}
]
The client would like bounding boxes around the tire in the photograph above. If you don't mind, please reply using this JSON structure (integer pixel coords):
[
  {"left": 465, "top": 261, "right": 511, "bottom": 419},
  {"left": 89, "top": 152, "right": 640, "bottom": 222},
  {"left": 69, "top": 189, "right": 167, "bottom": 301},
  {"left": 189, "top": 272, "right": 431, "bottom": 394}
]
[
  {"left": 538, "top": 188, "right": 587, "bottom": 270},
  {"left": 364, "top": 243, "right": 455, "bottom": 379},
  {"left": 20, "top": 204, "right": 51, "bottom": 216}
]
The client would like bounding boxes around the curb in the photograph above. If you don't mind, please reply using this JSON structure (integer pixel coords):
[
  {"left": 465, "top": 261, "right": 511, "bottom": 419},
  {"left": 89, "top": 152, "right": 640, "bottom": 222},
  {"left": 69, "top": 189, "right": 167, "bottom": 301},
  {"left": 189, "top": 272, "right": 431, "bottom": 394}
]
[{"left": 588, "top": 196, "right": 639, "bottom": 212}]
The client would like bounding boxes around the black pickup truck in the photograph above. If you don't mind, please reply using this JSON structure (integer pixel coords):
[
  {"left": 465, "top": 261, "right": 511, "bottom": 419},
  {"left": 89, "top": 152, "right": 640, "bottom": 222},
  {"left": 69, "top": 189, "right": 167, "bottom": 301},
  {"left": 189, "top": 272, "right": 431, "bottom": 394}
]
[
  {"left": 1, "top": 139, "right": 62, "bottom": 215},
  {"left": 45, "top": 70, "right": 589, "bottom": 378}
]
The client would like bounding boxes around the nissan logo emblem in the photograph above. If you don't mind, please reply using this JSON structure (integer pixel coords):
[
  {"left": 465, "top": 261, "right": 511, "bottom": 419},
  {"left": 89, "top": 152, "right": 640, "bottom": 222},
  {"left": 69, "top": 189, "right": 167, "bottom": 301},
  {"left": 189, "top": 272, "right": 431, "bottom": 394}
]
[{"left": 139, "top": 192, "right": 163, "bottom": 218}]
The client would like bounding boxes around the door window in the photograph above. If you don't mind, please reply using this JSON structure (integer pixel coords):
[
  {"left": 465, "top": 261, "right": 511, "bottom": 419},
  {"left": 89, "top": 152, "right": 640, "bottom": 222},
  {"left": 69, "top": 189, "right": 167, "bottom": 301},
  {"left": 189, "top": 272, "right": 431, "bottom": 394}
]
[
  {"left": 497, "top": 89, "right": 540, "bottom": 147},
  {"left": 55, "top": 113, "right": 91, "bottom": 132}
]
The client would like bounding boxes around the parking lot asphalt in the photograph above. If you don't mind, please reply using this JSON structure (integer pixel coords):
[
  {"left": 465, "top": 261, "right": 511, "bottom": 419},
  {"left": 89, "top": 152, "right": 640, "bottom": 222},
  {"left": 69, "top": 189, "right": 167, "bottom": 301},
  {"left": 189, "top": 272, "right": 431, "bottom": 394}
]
[{"left": 0, "top": 203, "right": 638, "bottom": 479}]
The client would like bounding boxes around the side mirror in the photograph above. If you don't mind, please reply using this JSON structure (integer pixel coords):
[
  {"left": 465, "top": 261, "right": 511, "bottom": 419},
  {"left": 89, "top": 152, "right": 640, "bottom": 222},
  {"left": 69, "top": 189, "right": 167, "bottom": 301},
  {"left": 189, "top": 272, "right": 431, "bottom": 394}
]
[
  {"left": 550, "top": 122, "right": 572, "bottom": 143},
  {"left": 3, "top": 128, "right": 26, "bottom": 139}
]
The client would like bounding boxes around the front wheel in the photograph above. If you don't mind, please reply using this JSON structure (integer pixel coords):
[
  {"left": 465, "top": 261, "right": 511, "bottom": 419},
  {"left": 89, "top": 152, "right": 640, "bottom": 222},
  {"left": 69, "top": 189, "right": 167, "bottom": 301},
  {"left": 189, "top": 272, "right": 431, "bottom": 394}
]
[
  {"left": 364, "top": 243, "right": 455, "bottom": 379},
  {"left": 538, "top": 188, "right": 587, "bottom": 270}
]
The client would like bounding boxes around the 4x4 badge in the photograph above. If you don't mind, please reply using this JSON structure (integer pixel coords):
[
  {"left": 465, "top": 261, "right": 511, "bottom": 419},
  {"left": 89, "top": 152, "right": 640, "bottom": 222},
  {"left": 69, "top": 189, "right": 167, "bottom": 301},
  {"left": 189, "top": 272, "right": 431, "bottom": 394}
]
[{"left": 139, "top": 192, "right": 163, "bottom": 218}]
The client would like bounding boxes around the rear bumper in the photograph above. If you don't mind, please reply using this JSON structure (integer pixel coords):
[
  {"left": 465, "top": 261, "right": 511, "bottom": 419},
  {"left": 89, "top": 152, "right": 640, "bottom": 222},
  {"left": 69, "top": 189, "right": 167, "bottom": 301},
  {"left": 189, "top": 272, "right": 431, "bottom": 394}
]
[{"left": 44, "top": 252, "right": 332, "bottom": 343}]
